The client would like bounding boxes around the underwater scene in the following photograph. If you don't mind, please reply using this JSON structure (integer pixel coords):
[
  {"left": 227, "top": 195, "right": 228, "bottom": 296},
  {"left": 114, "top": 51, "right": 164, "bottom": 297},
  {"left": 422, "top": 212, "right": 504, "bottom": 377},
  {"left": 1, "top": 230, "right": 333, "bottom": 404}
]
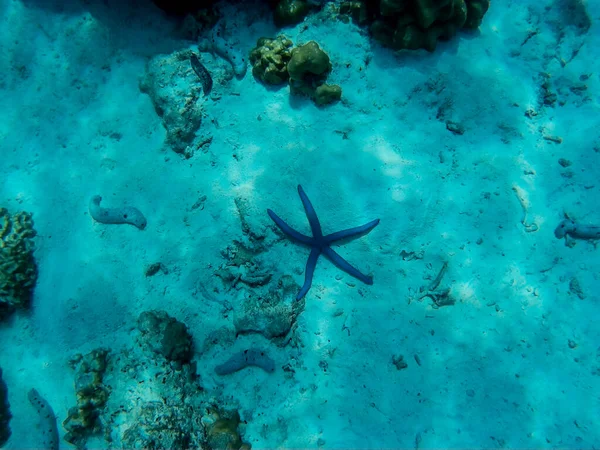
[{"left": 0, "top": 0, "right": 599, "bottom": 448}]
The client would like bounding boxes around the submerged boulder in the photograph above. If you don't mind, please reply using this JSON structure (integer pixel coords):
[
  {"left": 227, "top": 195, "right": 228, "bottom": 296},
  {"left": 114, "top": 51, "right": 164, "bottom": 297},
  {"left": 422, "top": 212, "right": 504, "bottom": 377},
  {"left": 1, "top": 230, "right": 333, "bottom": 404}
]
[
  {"left": 137, "top": 310, "right": 194, "bottom": 366},
  {"left": 0, "top": 368, "right": 10, "bottom": 447},
  {"left": 139, "top": 50, "right": 204, "bottom": 158}
]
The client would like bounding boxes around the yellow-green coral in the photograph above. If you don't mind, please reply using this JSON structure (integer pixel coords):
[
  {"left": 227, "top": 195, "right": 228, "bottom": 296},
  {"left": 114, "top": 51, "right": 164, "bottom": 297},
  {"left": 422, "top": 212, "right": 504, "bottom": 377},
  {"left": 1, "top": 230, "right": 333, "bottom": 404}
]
[
  {"left": 249, "top": 36, "right": 294, "bottom": 85},
  {"left": 0, "top": 208, "right": 37, "bottom": 317}
]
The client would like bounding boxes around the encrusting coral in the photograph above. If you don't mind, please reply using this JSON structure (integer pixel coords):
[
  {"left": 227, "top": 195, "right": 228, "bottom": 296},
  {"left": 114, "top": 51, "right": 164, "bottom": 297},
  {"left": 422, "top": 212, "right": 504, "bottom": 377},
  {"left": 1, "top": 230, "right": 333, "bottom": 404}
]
[
  {"left": 63, "top": 349, "right": 110, "bottom": 448},
  {"left": 0, "top": 208, "right": 37, "bottom": 319}
]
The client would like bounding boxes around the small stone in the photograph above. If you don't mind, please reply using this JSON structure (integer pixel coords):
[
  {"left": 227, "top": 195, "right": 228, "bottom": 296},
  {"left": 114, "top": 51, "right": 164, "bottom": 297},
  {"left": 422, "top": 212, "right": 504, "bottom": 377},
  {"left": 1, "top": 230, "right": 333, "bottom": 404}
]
[
  {"left": 191, "top": 195, "right": 207, "bottom": 211},
  {"left": 543, "top": 135, "right": 563, "bottom": 144},
  {"left": 392, "top": 354, "right": 408, "bottom": 370},
  {"left": 569, "top": 278, "right": 586, "bottom": 300},
  {"left": 332, "top": 308, "right": 344, "bottom": 317},
  {"left": 524, "top": 108, "right": 537, "bottom": 118},
  {"left": 145, "top": 263, "right": 163, "bottom": 277},
  {"left": 145, "top": 262, "right": 168, "bottom": 277},
  {"left": 558, "top": 158, "right": 572, "bottom": 167},
  {"left": 446, "top": 121, "right": 465, "bottom": 135}
]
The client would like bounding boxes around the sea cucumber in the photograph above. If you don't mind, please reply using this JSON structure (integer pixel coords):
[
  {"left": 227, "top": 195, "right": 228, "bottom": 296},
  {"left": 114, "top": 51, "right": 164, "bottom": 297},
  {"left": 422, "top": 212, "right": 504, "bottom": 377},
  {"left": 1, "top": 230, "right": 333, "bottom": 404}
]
[
  {"left": 190, "top": 53, "right": 213, "bottom": 96},
  {"left": 214, "top": 348, "right": 275, "bottom": 375},
  {"left": 89, "top": 195, "right": 147, "bottom": 230},
  {"left": 554, "top": 218, "right": 600, "bottom": 240},
  {"left": 28, "top": 388, "right": 59, "bottom": 450},
  {"left": 198, "top": 22, "right": 247, "bottom": 78}
]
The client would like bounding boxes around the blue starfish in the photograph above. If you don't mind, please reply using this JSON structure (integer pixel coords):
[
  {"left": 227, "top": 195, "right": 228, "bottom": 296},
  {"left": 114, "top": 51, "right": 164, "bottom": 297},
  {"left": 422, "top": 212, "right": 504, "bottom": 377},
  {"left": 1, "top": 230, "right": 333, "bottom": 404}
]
[{"left": 267, "top": 185, "right": 380, "bottom": 300}]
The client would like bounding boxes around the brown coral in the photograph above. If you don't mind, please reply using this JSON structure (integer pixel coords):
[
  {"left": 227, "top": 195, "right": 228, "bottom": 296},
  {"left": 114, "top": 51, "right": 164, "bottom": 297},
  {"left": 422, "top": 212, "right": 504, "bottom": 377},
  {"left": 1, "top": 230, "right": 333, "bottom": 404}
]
[{"left": 0, "top": 208, "right": 37, "bottom": 318}]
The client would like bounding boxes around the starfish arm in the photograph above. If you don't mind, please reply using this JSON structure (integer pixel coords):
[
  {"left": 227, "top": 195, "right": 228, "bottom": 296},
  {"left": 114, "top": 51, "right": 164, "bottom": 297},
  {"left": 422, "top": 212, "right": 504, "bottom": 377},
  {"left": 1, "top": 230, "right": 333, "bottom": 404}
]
[
  {"left": 324, "top": 219, "right": 380, "bottom": 244},
  {"left": 322, "top": 246, "right": 373, "bottom": 285},
  {"left": 267, "top": 209, "right": 313, "bottom": 244},
  {"left": 297, "top": 247, "right": 321, "bottom": 300},
  {"left": 298, "top": 185, "right": 323, "bottom": 239}
]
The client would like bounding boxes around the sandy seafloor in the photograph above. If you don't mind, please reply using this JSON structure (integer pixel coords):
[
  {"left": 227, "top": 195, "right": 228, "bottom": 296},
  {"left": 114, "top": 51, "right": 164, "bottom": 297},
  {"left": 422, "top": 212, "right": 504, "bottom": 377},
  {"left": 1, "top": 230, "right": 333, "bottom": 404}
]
[{"left": 1, "top": 0, "right": 600, "bottom": 448}]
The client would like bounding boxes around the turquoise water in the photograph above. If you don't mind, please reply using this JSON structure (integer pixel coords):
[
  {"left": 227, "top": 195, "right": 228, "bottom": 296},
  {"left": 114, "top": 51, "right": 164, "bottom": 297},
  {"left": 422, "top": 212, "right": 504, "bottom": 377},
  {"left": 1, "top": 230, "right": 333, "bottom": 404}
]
[{"left": 0, "top": 0, "right": 599, "bottom": 448}]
